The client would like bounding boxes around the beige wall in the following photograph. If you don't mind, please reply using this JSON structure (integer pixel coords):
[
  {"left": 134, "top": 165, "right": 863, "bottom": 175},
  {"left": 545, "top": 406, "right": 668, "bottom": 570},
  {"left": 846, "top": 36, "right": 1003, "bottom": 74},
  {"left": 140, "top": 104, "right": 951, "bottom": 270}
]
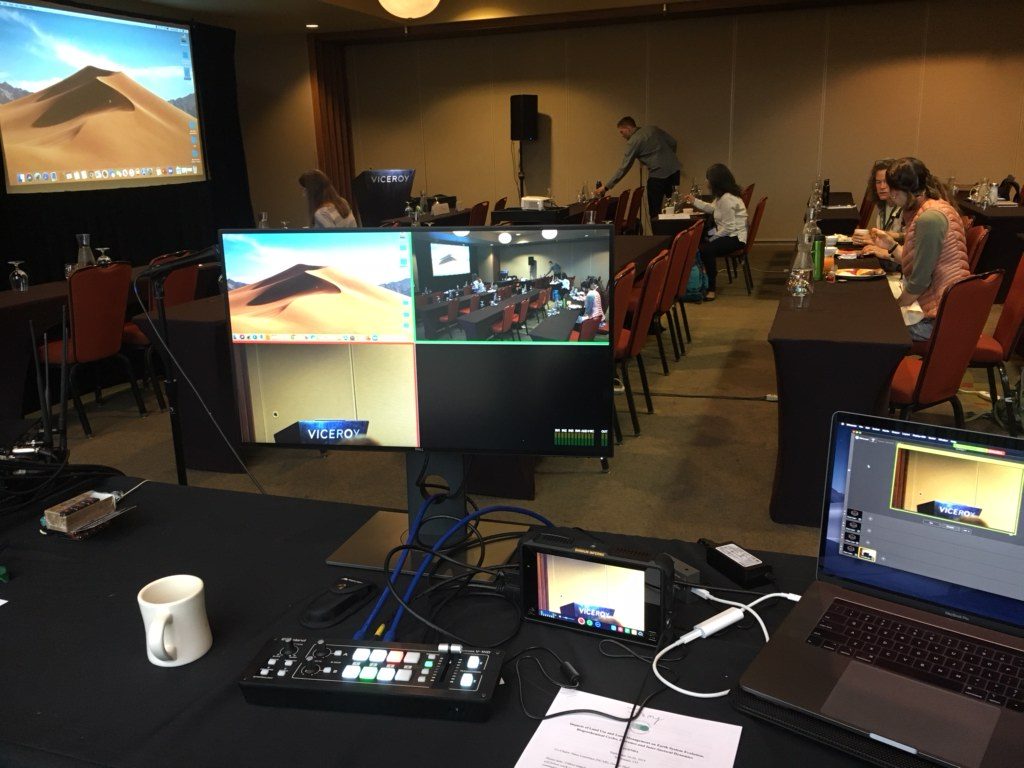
[
  {"left": 235, "top": 33, "right": 319, "bottom": 228},
  {"left": 339, "top": 0, "right": 1024, "bottom": 241}
]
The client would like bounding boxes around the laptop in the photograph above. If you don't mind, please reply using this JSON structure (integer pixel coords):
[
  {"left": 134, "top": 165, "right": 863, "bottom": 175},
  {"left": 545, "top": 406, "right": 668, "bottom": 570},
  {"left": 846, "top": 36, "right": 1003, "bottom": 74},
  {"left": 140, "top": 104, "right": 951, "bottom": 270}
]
[{"left": 741, "top": 412, "right": 1024, "bottom": 768}]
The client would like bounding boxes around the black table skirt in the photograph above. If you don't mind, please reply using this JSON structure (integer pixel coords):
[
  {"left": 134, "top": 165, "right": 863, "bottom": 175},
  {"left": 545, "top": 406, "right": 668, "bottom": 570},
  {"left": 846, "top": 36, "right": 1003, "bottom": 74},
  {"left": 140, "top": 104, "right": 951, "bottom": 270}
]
[
  {"left": 768, "top": 266, "right": 910, "bottom": 525},
  {"left": 529, "top": 309, "right": 580, "bottom": 341},
  {"left": 0, "top": 479, "right": 867, "bottom": 768},
  {"left": 959, "top": 200, "right": 1024, "bottom": 302}
]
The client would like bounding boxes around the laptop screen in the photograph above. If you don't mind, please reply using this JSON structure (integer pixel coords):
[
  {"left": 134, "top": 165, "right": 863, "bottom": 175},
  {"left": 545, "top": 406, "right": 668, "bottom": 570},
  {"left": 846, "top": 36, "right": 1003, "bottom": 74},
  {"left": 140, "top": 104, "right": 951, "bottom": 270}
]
[{"left": 819, "top": 413, "right": 1024, "bottom": 632}]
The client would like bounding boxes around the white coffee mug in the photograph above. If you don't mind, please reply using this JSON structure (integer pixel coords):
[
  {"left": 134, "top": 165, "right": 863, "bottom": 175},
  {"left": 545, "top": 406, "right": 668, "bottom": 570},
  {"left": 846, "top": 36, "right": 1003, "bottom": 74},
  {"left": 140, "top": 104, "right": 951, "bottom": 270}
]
[{"left": 138, "top": 574, "right": 212, "bottom": 667}]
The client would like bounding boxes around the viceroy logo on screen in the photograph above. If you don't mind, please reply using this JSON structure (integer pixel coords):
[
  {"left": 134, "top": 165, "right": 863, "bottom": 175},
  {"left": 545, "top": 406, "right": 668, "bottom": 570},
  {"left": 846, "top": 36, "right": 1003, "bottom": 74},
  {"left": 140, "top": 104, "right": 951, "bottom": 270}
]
[{"left": 0, "top": 0, "right": 205, "bottom": 193}]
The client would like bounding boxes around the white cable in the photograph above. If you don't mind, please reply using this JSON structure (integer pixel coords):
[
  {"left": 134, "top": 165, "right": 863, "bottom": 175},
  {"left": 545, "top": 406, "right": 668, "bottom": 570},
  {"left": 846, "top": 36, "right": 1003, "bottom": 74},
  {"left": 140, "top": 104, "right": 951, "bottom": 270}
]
[{"left": 651, "top": 589, "right": 802, "bottom": 699}]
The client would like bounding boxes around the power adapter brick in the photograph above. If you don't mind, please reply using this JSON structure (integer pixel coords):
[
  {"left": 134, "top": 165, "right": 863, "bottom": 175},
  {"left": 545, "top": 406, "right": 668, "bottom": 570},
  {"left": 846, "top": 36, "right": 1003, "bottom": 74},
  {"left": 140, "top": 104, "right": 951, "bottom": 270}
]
[{"left": 698, "top": 538, "right": 773, "bottom": 588}]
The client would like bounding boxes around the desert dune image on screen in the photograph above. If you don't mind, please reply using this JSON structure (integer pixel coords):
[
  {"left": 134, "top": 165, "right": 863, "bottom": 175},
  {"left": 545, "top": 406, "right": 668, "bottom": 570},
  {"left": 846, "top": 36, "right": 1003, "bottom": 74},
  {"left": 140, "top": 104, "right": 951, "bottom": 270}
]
[
  {"left": 890, "top": 445, "right": 1024, "bottom": 535},
  {"left": 223, "top": 232, "right": 415, "bottom": 342},
  {"left": 0, "top": 2, "right": 203, "bottom": 192}
]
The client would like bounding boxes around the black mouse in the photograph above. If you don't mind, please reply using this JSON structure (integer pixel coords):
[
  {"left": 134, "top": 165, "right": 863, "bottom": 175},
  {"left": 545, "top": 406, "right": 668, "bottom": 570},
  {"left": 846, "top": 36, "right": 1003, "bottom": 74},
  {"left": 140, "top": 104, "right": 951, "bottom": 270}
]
[{"left": 300, "top": 577, "right": 377, "bottom": 629}]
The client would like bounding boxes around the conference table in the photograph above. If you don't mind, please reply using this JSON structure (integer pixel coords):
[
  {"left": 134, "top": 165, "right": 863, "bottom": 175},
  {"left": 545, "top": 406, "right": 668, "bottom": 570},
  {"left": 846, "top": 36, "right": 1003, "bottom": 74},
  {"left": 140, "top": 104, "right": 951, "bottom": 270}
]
[
  {"left": 491, "top": 201, "right": 588, "bottom": 225},
  {"left": 650, "top": 210, "right": 708, "bottom": 238},
  {"left": 528, "top": 308, "right": 582, "bottom": 341},
  {"left": 815, "top": 192, "right": 860, "bottom": 236},
  {"left": 959, "top": 199, "right": 1024, "bottom": 301},
  {"left": 767, "top": 262, "right": 911, "bottom": 526},
  {"left": 0, "top": 478, "right": 875, "bottom": 768},
  {"left": 613, "top": 234, "right": 672, "bottom": 274},
  {"left": 380, "top": 207, "right": 472, "bottom": 226},
  {"left": 457, "top": 289, "right": 541, "bottom": 340}
]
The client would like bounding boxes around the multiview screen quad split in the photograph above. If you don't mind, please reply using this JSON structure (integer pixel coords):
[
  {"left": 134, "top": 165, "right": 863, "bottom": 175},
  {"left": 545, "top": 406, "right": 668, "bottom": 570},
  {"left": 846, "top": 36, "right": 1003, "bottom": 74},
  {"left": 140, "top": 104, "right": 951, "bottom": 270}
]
[{"left": 219, "top": 226, "right": 614, "bottom": 458}]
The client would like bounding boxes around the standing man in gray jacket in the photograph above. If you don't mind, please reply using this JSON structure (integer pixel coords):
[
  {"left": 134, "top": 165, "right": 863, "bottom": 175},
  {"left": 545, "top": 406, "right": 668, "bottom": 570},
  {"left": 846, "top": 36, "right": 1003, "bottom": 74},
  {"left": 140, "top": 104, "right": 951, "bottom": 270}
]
[{"left": 595, "top": 116, "right": 681, "bottom": 231}]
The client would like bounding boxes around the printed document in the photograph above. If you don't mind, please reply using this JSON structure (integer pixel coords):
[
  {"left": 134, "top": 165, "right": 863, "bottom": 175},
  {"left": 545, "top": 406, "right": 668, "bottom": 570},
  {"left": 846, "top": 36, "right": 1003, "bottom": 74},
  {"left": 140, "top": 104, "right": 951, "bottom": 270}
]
[{"left": 515, "top": 688, "right": 741, "bottom": 767}]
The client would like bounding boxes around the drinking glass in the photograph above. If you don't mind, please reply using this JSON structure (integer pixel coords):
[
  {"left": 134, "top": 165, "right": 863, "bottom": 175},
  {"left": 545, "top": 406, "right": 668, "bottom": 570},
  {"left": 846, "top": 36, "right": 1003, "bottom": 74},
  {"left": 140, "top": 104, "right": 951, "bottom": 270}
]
[
  {"left": 64, "top": 263, "right": 76, "bottom": 280},
  {"left": 96, "top": 247, "right": 112, "bottom": 266},
  {"left": 8, "top": 261, "right": 28, "bottom": 292},
  {"left": 280, "top": 220, "right": 290, "bottom": 229}
]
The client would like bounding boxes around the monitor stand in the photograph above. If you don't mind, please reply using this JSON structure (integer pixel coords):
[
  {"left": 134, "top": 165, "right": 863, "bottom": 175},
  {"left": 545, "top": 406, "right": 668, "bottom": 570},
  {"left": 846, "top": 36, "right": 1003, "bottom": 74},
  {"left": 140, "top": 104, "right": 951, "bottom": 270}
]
[{"left": 326, "top": 452, "right": 529, "bottom": 576}]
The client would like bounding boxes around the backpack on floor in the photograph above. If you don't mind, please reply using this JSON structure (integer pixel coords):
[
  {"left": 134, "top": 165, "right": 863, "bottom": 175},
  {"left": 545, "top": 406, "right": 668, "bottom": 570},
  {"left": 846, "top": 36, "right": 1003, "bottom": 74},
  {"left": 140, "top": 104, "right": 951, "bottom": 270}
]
[{"left": 683, "top": 254, "right": 708, "bottom": 302}]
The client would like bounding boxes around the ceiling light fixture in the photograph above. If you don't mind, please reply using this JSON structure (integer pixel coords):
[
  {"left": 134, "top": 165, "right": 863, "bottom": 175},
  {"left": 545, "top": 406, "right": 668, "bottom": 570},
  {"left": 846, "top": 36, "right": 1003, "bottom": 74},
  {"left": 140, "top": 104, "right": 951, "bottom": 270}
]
[
  {"left": 305, "top": 23, "right": 319, "bottom": 29},
  {"left": 498, "top": 232, "right": 512, "bottom": 245},
  {"left": 378, "top": 0, "right": 440, "bottom": 19}
]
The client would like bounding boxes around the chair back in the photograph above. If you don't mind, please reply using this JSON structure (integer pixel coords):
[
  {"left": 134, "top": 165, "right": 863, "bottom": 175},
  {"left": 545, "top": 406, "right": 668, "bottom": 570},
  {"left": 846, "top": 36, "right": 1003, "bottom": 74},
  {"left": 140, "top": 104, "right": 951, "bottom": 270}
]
[
  {"left": 612, "top": 192, "right": 631, "bottom": 234},
  {"left": 468, "top": 201, "right": 490, "bottom": 227},
  {"left": 857, "top": 188, "right": 874, "bottom": 228},
  {"left": 991, "top": 261, "right": 1024, "bottom": 360},
  {"left": 674, "top": 219, "right": 705, "bottom": 300},
  {"left": 494, "top": 196, "right": 507, "bottom": 211},
  {"left": 69, "top": 262, "right": 132, "bottom": 363},
  {"left": 578, "top": 316, "right": 600, "bottom": 341},
  {"left": 625, "top": 187, "right": 644, "bottom": 232},
  {"left": 626, "top": 250, "right": 670, "bottom": 357},
  {"left": 745, "top": 197, "right": 768, "bottom": 252},
  {"left": 914, "top": 271, "right": 1002, "bottom": 406},
  {"left": 515, "top": 297, "right": 529, "bottom": 324},
  {"left": 658, "top": 229, "right": 691, "bottom": 314},
  {"left": 596, "top": 195, "right": 613, "bottom": 223},
  {"left": 609, "top": 262, "right": 637, "bottom": 349},
  {"left": 739, "top": 183, "right": 755, "bottom": 209},
  {"left": 965, "top": 224, "right": 990, "bottom": 272},
  {"left": 498, "top": 304, "right": 514, "bottom": 334}
]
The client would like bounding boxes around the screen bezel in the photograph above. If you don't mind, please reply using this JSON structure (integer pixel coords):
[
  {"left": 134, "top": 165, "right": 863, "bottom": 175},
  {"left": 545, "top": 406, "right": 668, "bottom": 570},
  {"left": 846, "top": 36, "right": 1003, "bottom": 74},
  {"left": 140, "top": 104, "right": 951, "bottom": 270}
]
[
  {"left": 817, "top": 411, "right": 1024, "bottom": 638},
  {"left": 519, "top": 540, "right": 668, "bottom": 648},
  {"left": 217, "top": 224, "right": 615, "bottom": 459},
  {"left": 0, "top": 0, "right": 208, "bottom": 194}
]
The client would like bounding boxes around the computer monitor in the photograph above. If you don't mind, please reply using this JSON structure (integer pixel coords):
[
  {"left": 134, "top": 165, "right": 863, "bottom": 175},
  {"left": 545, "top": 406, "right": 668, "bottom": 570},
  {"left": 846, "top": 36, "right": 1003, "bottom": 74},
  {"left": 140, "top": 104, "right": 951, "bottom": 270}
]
[{"left": 219, "top": 225, "right": 614, "bottom": 569}]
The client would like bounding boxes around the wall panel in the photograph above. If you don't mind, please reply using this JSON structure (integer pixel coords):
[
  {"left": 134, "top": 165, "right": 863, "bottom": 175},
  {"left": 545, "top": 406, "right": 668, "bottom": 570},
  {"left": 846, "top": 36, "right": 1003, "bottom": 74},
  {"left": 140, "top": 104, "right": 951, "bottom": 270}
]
[{"left": 242, "top": 0, "right": 1024, "bottom": 242}]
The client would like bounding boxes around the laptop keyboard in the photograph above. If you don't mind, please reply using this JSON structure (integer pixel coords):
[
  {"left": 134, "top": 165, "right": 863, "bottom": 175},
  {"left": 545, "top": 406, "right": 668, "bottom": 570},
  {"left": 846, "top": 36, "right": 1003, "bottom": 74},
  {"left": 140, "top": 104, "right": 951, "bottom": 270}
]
[{"left": 807, "top": 598, "right": 1024, "bottom": 711}]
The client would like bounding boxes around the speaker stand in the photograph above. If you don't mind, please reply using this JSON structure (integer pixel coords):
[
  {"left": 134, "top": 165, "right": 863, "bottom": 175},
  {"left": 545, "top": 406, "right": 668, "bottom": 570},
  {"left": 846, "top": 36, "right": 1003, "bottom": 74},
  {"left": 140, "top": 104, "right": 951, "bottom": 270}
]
[{"left": 517, "top": 140, "right": 526, "bottom": 200}]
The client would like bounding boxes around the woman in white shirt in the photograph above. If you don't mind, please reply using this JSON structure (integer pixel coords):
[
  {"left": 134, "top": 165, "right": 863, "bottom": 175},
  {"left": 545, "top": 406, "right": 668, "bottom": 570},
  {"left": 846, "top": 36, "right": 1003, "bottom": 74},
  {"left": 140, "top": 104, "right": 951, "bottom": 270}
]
[
  {"left": 684, "top": 164, "right": 747, "bottom": 301},
  {"left": 299, "top": 169, "right": 357, "bottom": 228}
]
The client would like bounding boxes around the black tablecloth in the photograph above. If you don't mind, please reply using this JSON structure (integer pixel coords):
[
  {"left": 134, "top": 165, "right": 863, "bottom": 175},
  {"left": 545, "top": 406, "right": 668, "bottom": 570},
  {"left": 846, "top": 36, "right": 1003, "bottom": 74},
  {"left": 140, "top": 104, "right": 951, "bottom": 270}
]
[
  {"left": 381, "top": 208, "right": 472, "bottom": 226},
  {"left": 650, "top": 212, "right": 708, "bottom": 237},
  {"left": 768, "top": 265, "right": 910, "bottom": 525},
  {"left": 491, "top": 202, "right": 587, "bottom": 225},
  {"left": 0, "top": 479, "right": 865, "bottom": 768},
  {"left": 529, "top": 309, "right": 580, "bottom": 341},
  {"left": 613, "top": 234, "right": 671, "bottom": 274},
  {"left": 0, "top": 279, "right": 68, "bottom": 420},
  {"left": 959, "top": 200, "right": 1024, "bottom": 302},
  {"left": 137, "top": 296, "right": 243, "bottom": 473}
]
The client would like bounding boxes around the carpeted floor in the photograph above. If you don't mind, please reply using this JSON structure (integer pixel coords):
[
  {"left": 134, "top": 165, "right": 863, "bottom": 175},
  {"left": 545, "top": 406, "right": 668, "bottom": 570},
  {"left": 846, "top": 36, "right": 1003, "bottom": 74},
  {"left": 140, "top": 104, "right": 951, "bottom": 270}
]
[{"left": 57, "top": 244, "right": 1011, "bottom": 558}]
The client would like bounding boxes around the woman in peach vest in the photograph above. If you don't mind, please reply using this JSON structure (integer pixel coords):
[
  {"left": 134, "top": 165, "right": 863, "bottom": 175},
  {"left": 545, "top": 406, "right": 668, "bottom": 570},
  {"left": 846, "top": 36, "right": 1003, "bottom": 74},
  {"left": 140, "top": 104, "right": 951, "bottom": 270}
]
[{"left": 867, "top": 157, "right": 969, "bottom": 341}]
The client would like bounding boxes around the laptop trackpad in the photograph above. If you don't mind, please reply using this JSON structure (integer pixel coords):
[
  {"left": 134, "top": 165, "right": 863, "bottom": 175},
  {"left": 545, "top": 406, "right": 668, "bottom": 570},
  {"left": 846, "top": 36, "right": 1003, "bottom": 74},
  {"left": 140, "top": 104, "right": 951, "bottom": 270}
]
[{"left": 821, "top": 664, "right": 998, "bottom": 768}]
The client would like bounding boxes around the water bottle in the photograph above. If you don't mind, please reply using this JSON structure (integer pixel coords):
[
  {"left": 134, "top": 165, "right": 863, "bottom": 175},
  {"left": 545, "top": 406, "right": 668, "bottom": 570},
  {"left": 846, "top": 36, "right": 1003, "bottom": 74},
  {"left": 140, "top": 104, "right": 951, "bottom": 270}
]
[
  {"left": 75, "top": 233, "right": 96, "bottom": 267},
  {"left": 801, "top": 207, "right": 824, "bottom": 280}
]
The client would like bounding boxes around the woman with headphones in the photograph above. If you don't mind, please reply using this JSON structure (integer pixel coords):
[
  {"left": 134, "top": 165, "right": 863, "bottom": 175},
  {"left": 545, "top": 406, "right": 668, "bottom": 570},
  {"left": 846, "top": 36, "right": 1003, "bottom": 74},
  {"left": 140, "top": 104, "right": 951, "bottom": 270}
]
[{"left": 866, "top": 157, "right": 969, "bottom": 340}]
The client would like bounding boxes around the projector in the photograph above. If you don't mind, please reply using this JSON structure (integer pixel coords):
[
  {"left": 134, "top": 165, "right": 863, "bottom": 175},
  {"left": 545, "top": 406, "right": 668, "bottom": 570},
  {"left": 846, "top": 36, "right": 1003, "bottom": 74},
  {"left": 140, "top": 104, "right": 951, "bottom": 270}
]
[{"left": 521, "top": 196, "right": 550, "bottom": 211}]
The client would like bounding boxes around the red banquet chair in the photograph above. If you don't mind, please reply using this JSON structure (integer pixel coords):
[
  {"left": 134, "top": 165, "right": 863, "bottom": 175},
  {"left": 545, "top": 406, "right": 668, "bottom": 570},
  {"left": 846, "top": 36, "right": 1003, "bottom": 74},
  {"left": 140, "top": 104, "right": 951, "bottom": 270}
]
[
  {"left": 38, "top": 262, "right": 147, "bottom": 436},
  {"left": 889, "top": 271, "right": 1003, "bottom": 427}
]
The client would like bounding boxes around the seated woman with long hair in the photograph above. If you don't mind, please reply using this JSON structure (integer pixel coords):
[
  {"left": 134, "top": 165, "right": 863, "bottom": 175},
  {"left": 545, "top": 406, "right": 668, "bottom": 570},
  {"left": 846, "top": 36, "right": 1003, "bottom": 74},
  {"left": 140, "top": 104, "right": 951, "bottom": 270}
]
[
  {"left": 866, "top": 157, "right": 969, "bottom": 341},
  {"left": 684, "top": 163, "right": 748, "bottom": 301},
  {"left": 855, "top": 158, "right": 903, "bottom": 252},
  {"left": 299, "top": 169, "right": 357, "bottom": 228}
]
